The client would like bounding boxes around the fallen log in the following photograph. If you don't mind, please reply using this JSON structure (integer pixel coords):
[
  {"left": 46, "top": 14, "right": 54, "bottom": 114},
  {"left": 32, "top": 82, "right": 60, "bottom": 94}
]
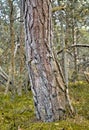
[{"left": 0, "top": 66, "right": 12, "bottom": 86}]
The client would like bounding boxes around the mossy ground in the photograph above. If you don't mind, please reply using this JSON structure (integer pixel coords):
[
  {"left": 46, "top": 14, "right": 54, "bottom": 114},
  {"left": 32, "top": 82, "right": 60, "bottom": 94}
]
[{"left": 0, "top": 81, "right": 89, "bottom": 130}]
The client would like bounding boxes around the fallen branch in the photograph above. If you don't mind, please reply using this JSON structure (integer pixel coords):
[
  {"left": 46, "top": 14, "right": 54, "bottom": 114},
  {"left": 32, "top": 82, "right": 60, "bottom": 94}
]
[
  {"left": 0, "top": 67, "right": 8, "bottom": 81},
  {"left": 0, "top": 66, "right": 12, "bottom": 86}
]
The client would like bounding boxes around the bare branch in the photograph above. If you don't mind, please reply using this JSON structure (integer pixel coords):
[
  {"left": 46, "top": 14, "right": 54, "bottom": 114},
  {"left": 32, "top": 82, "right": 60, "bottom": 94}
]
[{"left": 57, "top": 44, "right": 89, "bottom": 55}]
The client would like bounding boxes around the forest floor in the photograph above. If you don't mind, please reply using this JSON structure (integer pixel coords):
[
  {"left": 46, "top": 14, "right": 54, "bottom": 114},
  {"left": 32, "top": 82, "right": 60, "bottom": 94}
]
[{"left": 0, "top": 81, "right": 89, "bottom": 130}]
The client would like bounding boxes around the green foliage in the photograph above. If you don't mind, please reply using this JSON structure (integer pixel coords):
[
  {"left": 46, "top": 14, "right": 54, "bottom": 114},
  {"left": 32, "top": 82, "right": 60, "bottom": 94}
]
[{"left": 0, "top": 82, "right": 89, "bottom": 129}]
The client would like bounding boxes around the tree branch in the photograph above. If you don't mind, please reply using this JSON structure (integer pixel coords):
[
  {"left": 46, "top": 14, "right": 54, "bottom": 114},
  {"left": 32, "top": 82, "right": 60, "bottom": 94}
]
[{"left": 57, "top": 44, "right": 89, "bottom": 55}]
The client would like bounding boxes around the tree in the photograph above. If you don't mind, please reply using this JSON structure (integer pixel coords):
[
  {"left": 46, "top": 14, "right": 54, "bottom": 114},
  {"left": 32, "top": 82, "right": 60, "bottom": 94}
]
[
  {"left": 23, "top": 0, "right": 73, "bottom": 122},
  {"left": 0, "top": 0, "right": 28, "bottom": 94},
  {"left": 52, "top": 0, "right": 89, "bottom": 81}
]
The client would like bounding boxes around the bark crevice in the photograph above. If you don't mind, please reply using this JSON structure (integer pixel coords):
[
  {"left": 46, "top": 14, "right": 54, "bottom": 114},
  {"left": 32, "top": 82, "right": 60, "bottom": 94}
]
[{"left": 23, "top": 0, "right": 72, "bottom": 122}]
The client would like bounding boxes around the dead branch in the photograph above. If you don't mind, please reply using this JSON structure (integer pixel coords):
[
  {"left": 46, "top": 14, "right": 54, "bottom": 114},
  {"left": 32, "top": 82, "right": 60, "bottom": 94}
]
[{"left": 57, "top": 44, "right": 89, "bottom": 55}]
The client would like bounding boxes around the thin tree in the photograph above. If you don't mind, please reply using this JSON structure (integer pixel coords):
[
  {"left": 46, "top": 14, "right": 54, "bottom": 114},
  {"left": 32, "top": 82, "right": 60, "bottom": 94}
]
[{"left": 5, "top": 0, "right": 16, "bottom": 94}]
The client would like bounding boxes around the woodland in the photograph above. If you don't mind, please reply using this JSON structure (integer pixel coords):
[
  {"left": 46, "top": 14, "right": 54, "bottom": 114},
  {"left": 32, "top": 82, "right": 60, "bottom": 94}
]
[{"left": 0, "top": 0, "right": 89, "bottom": 129}]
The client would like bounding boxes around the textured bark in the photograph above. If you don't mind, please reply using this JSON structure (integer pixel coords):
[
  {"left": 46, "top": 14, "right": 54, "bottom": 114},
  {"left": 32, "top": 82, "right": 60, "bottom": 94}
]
[{"left": 23, "top": 0, "right": 67, "bottom": 122}]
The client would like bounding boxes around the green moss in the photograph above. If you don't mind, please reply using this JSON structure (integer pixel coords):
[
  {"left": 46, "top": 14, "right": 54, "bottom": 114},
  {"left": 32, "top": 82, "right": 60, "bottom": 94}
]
[
  {"left": 69, "top": 81, "right": 89, "bottom": 118},
  {"left": 0, "top": 92, "right": 35, "bottom": 130},
  {"left": 0, "top": 81, "right": 89, "bottom": 129}
]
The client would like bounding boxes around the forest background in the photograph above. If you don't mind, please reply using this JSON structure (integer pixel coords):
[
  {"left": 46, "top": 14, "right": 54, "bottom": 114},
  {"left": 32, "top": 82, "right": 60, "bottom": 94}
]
[{"left": 0, "top": 0, "right": 89, "bottom": 129}]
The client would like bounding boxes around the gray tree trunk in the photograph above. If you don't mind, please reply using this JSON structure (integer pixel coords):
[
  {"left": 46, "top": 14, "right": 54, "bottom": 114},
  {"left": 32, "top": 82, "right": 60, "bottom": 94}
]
[
  {"left": 72, "top": 9, "right": 78, "bottom": 80},
  {"left": 61, "top": 16, "right": 74, "bottom": 115},
  {"left": 23, "top": 0, "right": 69, "bottom": 122}
]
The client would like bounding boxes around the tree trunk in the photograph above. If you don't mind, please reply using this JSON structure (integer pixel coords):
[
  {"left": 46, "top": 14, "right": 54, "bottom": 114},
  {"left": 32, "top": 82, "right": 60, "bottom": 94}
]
[
  {"left": 23, "top": 0, "right": 70, "bottom": 122},
  {"left": 72, "top": 9, "right": 78, "bottom": 80},
  {"left": 7, "top": 0, "right": 16, "bottom": 94}
]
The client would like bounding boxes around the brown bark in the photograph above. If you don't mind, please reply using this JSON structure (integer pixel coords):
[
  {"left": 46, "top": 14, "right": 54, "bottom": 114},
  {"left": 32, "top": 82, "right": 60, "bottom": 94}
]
[
  {"left": 17, "top": 0, "right": 24, "bottom": 96},
  {"left": 9, "top": 0, "right": 14, "bottom": 74},
  {"left": 23, "top": 0, "right": 70, "bottom": 122},
  {"left": 8, "top": 0, "right": 15, "bottom": 91}
]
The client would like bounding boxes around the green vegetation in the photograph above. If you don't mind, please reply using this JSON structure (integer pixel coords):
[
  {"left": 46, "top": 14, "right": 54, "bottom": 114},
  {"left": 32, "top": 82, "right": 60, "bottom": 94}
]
[{"left": 0, "top": 82, "right": 89, "bottom": 130}]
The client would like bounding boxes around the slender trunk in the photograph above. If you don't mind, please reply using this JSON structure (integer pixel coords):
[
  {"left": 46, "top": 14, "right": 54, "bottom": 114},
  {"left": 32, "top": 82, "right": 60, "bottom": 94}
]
[
  {"left": 20, "top": 1, "right": 24, "bottom": 73},
  {"left": 61, "top": 16, "right": 74, "bottom": 115},
  {"left": 17, "top": 0, "right": 24, "bottom": 96},
  {"left": 72, "top": 9, "right": 78, "bottom": 77},
  {"left": 8, "top": 0, "right": 16, "bottom": 93}
]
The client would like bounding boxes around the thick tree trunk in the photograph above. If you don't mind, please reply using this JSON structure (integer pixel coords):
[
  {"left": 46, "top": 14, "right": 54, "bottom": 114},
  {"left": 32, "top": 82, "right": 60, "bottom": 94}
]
[{"left": 23, "top": 0, "right": 68, "bottom": 122}]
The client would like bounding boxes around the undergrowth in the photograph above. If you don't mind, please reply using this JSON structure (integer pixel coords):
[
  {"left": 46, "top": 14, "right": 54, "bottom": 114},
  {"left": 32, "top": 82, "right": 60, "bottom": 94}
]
[{"left": 0, "top": 81, "right": 89, "bottom": 130}]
